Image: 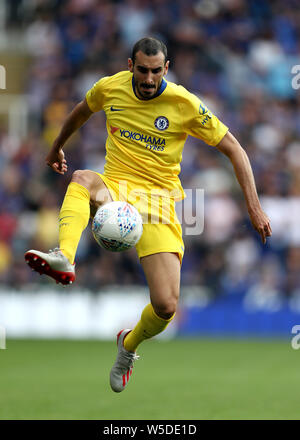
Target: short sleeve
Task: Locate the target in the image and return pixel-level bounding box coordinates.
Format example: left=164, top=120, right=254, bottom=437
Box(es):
left=85, top=76, right=110, bottom=113
left=179, top=91, right=228, bottom=146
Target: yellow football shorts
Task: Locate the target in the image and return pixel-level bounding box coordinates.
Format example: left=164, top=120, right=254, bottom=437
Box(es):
left=94, top=173, right=184, bottom=263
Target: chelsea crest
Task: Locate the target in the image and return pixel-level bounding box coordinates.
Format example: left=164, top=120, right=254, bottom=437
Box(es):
left=154, top=116, right=169, bottom=131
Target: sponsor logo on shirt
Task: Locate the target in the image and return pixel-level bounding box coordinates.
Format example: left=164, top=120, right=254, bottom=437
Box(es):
left=199, top=103, right=209, bottom=115
left=199, top=103, right=212, bottom=126
left=201, top=113, right=212, bottom=126
left=110, top=126, right=166, bottom=152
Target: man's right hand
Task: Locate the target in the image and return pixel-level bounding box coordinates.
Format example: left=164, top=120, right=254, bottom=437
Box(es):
left=46, top=148, right=68, bottom=175
left=44, top=99, right=93, bottom=175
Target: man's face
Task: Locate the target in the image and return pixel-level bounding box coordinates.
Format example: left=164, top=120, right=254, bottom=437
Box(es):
left=128, top=50, right=169, bottom=100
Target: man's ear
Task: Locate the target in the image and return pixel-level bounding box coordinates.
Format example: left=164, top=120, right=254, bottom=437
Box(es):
left=128, top=58, right=134, bottom=72
left=164, top=60, right=169, bottom=76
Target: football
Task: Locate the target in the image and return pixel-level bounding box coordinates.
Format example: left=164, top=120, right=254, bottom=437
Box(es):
left=92, top=201, right=143, bottom=252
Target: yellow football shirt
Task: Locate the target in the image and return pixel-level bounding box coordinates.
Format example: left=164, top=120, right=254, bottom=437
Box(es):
left=86, top=70, right=228, bottom=201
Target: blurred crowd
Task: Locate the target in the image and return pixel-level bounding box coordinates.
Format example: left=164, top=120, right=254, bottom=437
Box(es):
left=1, top=0, right=300, bottom=309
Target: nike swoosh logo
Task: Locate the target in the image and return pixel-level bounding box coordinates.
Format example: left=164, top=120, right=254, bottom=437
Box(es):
left=59, top=216, right=74, bottom=222
left=110, top=106, right=125, bottom=112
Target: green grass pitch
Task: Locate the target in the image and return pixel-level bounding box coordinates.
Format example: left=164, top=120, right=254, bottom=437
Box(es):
left=0, top=338, right=299, bottom=420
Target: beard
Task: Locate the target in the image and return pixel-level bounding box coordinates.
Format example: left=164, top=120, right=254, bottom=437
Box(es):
left=135, top=79, right=162, bottom=100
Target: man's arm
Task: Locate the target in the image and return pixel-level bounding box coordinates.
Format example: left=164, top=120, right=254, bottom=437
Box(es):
left=216, top=131, right=272, bottom=244
left=46, top=98, right=93, bottom=175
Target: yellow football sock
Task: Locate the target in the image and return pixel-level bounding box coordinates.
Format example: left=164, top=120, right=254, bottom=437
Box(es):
left=59, top=182, right=90, bottom=264
left=123, top=303, right=175, bottom=352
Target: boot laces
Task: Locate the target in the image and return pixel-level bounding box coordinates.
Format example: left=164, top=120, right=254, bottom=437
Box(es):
left=119, top=350, right=140, bottom=368
left=48, top=247, right=62, bottom=255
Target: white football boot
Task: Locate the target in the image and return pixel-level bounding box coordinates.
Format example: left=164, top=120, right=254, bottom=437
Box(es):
left=24, top=248, right=75, bottom=285
left=110, top=329, right=140, bottom=392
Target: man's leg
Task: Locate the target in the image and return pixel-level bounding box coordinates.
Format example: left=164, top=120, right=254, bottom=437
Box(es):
left=25, top=169, right=112, bottom=283
left=59, top=169, right=112, bottom=264
left=124, top=252, right=180, bottom=351
left=110, top=252, right=180, bottom=392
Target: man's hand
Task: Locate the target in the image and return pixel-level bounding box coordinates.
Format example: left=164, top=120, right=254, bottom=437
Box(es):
left=46, top=148, right=68, bottom=175
left=44, top=99, right=93, bottom=175
left=248, top=208, right=272, bottom=244
left=216, top=132, right=272, bottom=245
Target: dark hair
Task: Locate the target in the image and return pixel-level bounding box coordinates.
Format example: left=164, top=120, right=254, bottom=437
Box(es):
left=131, top=37, right=168, bottom=64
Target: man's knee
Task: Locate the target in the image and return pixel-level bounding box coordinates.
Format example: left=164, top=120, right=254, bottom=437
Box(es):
left=152, top=292, right=179, bottom=320
left=71, top=170, right=92, bottom=191
left=71, top=169, right=112, bottom=209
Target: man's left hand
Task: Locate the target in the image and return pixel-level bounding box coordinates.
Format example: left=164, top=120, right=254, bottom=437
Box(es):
left=248, top=209, right=272, bottom=244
